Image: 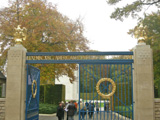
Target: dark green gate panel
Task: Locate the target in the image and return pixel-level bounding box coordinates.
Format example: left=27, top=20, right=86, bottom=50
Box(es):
left=79, top=63, right=133, bottom=120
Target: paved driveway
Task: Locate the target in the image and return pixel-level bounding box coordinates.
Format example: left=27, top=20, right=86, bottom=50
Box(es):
left=39, top=111, right=131, bottom=120
left=39, top=116, right=55, bottom=120
left=39, top=113, right=56, bottom=120
left=39, top=113, right=78, bottom=120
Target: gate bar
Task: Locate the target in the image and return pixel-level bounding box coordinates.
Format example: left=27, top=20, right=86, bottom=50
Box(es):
left=26, top=51, right=133, bottom=56
left=26, top=59, right=134, bottom=64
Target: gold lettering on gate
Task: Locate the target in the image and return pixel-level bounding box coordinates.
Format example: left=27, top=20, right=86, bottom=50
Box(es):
left=27, top=55, right=105, bottom=60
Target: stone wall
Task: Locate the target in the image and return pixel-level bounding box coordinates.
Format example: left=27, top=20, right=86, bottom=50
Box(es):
left=155, top=99, right=160, bottom=120
left=0, top=98, right=5, bottom=120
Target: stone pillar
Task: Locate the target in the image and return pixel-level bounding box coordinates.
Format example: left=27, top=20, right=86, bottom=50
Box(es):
left=1, top=83, right=6, bottom=98
left=0, top=98, right=6, bottom=120
left=5, top=44, right=27, bottom=120
left=133, top=43, right=155, bottom=120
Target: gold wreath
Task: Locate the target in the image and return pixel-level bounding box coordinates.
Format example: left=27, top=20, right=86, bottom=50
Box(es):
left=32, top=80, right=37, bottom=98
left=96, top=78, right=116, bottom=99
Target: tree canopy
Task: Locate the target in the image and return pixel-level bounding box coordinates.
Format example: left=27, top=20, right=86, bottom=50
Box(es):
left=128, top=11, right=160, bottom=97
left=0, top=0, right=89, bottom=84
left=107, top=0, right=160, bottom=97
left=107, top=0, right=160, bottom=21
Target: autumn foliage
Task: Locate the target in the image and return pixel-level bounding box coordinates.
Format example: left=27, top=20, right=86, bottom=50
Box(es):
left=0, top=0, right=89, bottom=84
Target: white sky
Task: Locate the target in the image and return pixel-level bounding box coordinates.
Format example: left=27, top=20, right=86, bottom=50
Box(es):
left=49, top=0, right=138, bottom=51
left=0, top=0, right=138, bottom=51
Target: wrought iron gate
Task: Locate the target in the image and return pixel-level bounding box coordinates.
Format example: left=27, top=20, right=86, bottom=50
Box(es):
left=26, top=51, right=134, bottom=120
left=79, top=63, right=133, bottom=120
left=25, top=65, right=40, bottom=120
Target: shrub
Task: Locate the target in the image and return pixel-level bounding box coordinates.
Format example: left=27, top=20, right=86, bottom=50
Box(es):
left=115, top=105, right=132, bottom=119
left=0, top=86, right=1, bottom=97
left=39, top=103, right=57, bottom=114
left=40, top=84, right=65, bottom=105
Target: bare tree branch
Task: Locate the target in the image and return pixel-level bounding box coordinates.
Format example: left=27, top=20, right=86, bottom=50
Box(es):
left=142, top=0, right=160, bottom=5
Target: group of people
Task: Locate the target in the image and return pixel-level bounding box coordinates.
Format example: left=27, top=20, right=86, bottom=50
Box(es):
left=78, top=101, right=110, bottom=120
left=79, top=101, right=99, bottom=120
left=56, top=100, right=77, bottom=120
left=56, top=100, right=105, bottom=120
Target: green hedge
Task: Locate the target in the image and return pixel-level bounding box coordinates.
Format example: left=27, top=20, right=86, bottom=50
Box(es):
left=39, top=103, right=57, bottom=114
left=0, top=86, right=1, bottom=97
left=40, top=84, right=65, bottom=105
left=115, top=105, right=132, bottom=119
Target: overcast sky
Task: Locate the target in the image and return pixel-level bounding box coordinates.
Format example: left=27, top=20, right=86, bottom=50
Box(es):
left=0, top=0, right=138, bottom=51
left=49, top=0, right=139, bottom=51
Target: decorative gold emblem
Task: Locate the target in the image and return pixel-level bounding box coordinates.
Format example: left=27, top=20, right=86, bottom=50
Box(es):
left=96, top=78, right=116, bottom=99
left=14, top=25, right=27, bottom=44
left=32, top=80, right=37, bottom=98
left=134, top=23, right=147, bottom=44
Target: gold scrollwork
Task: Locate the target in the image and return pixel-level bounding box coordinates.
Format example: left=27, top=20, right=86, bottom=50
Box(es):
left=96, top=78, right=116, bottom=99
left=32, top=80, right=37, bottom=98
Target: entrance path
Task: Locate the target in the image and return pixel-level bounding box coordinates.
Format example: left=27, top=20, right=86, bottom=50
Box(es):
left=39, top=113, right=79, bottom=120
left=39, top=116, right=55, bottom=120
left=39, top=112, right=131, bottom=120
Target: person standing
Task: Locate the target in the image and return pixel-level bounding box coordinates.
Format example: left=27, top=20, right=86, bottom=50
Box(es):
left=79, top=101, right=86, bottom=120
left=74, top=101, right=78, bottom=115
left=56, top=103, right=64, bottom=120
left=95, top=101, right=99, bottom=113
left=61, top=101, right=65, bottom=109
left=65, top=102, right=70, bottom=120
left=67, top=100, right=76, bottom=120
left=88, top=102, right=94, bottom=119
left=104, top=101, right=107, bottom=111
left=85, top=102, right=89, bottom=110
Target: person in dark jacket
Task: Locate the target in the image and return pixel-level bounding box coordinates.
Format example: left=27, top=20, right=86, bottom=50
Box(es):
left=88, top=102, right=94, bottom=119
left=56, top=103, right=64, bottom=120
left=95, top=101, right=99, bottom=113
left=67, top=100, right=76, bottom=120
left=65, top=101, right=70, bottom=120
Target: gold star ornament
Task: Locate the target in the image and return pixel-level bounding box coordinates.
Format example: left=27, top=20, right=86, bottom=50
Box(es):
left=14, top=25, right=27, bottom=44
